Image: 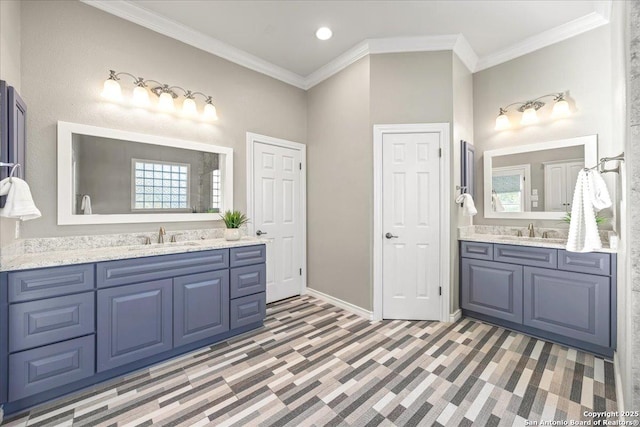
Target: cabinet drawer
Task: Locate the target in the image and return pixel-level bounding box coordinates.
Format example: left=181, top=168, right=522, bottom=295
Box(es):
left=230, top=264, right=266, bottom=299
left=558, top=251, right=611, bottom=276
left=9, top=264, right=95, bottom=302
left=230, top=245, right=266, bottom=268
left=461, top=259, right=523, bottom=323
left=523, top=267, right=610, bottom=347
left=460, top=241, right=493, bottom=260
left=9, top=335, right=95, bottom=401
left=230, top=293, right=266, bottom=329
left=10, top=292, right=95, bottom=352
left=96, top=249, right=228, bottom=288
left=494, top=244, right=557, bottom=269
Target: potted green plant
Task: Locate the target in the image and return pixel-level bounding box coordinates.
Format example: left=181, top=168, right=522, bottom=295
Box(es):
left=562, top=212, right=608, bottom=226
left=221, top=210, right=249, bottom=241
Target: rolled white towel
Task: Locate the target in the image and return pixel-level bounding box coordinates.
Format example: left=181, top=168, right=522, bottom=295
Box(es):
left=455, top=193, right=477, bottom=216
left=0, top=177, right=42, bottom=221
left=492, top=193, right=505, bottom=212
left=81, top=195, right=92, bottom=215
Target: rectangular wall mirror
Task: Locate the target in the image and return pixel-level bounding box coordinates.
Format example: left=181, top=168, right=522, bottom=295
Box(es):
left=57, top=121, right=233, bottom=225
left=483, top=135, right=597, bottom=220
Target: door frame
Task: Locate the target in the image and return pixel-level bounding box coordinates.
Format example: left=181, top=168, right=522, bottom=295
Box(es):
left=246, top=132, right=307, bottom=296
left=373, top=123, right=451, bottom=322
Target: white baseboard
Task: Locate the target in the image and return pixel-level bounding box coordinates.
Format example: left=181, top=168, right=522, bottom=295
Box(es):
left=449, top=309, right=462, bottom=323
left=613, top=352, right=626, bottom=414
left=305, top=288, right=373, bottom=320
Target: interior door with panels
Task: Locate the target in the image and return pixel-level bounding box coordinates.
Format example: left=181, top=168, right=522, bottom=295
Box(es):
left=253, top=141, right=302, bottom=303
left=382, top=131, right=442, bottom=320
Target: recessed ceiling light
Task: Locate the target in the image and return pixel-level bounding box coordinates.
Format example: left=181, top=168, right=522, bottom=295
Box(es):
left=316, top=27, right=332, bottom=41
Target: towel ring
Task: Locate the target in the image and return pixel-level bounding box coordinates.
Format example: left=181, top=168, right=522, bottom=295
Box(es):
left=9, top=164, right=21, bottom=180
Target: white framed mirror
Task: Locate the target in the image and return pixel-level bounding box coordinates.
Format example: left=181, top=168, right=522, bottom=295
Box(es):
left=483, top=135, right=597, bottom=220
left=57, top=121, right=233, bottom=225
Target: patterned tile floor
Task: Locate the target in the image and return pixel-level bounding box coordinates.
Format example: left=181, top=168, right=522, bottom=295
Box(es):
left=3, top=295, right=616, bottom=427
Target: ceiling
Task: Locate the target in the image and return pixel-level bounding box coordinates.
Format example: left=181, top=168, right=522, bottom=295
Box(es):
left=85, top=0, right=611, bottom=89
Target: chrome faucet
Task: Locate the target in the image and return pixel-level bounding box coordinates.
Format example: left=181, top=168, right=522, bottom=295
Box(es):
left=158, top=227, right=166, bottom=244
left=542, top=231, right=549, bottom=239
left=527, top=223, right=535, bottom=238
left=516, top=230, right=523, bottom=237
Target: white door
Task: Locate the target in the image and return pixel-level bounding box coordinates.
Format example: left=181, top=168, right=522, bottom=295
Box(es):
left=252, top=141, right=303, bottom=303
left=382, top=132, right=442, bottom=320
left=544, top=164, right=566, bottom=211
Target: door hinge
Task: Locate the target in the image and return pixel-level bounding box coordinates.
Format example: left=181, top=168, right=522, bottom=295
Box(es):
left=299, top=162, right=302, bottom=170
left=439, top=148, right=442, bottom=158
left=299, top=268, right=302, bottom=275
left=439, top=286, right=442, bottom=296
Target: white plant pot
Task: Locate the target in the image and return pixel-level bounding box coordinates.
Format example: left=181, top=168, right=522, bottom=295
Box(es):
left=224, top=228, right=241, bottom=241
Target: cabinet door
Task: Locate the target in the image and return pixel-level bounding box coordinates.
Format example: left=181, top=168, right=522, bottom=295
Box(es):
left=174, top=271, right=229, bottom=347
left=523, top=267, right=610, bottom=347
left=461, top=259, right=523, bottom=323
left=97, top=279, right=172, bottom=372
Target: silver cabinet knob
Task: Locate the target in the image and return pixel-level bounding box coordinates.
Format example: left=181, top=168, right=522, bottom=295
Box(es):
left=256, top=230, right=267, bottom=236
left=385, top=232, right=398, bottom=239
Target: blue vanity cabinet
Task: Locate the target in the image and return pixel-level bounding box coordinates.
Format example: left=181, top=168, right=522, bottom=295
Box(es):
left=523, top=267, right=610, bottom=347
left=461, top=258, right=523, bottom=323
left=1, top=244, right=267, bottom=415
left=229, top=245, right=267, bottom=329
left=174, top=271, right=230, bottom=347
left=97, top=279, right=173, bottom=372
left=460, top=241, right=616, bottom=357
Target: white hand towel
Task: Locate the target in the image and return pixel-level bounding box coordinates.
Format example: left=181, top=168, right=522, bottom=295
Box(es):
left=0, top=177, right=42, bottom=221
left=492, top=193, right=505, bottom=212
left=455, top=193, right=477, bottom=216
left=566, top=170, right=611, bottom=253
left=81, top=195, right=92, bottom=215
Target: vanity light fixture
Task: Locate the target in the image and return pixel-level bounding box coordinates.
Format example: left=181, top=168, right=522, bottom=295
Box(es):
left=101, top=70, right=218, bottom=121
left=494, top=92, right=570, bottom=130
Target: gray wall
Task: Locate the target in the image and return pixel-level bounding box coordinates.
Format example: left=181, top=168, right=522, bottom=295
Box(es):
left=0, top=0, right=21, bottom=249
left=452, top=53, right=474, bottom=313
left=306, top=51, right=456, bottom=312
left=306, top=56, right=371, bottom=310
left=473, top=26, right=615, bottom=228
left=19, top=0, right=307, bottom=238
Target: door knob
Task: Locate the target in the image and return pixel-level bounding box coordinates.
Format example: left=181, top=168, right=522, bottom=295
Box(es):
left=256, top=230, right=267, bottom=236
left=385, top=232, right=398, bottom=239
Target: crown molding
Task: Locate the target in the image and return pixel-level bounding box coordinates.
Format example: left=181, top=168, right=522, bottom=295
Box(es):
left=303, top=40, right=370, bottom=89
left=305, top=35, right=474, bottom=89
left=83, top=0, right=611, bottom=89
left=475, top=9, right=610, bottom=72
left=452, top=34, right=479, bottom=72
left=81, top=0, right=307, bottom=89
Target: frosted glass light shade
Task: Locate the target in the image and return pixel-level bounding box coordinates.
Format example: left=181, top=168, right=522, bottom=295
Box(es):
left=132, top=86, right=150, bottom=107
left=204, top=103, right=218, bottom=121
left=182, top=98, right=197, bottom=116
left=520, top=107, right=538, bottom=125
left=158, top=92, right=175, bottom=111
left=101, top=79, right=122, bottom=101
left=495, top=113, right=510, bottom=130
left=552, top=99, right=570, bottom=118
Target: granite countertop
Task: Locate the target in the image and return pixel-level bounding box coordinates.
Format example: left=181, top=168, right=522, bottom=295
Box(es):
left=459, top=234, right=617, bottom=253
left=1, top=237, right=267, bottom=272
left=458, top=225, right=617, bottom=253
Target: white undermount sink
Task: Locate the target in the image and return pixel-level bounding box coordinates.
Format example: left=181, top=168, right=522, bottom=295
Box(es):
left=127, top=242, right=201, bottom=251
